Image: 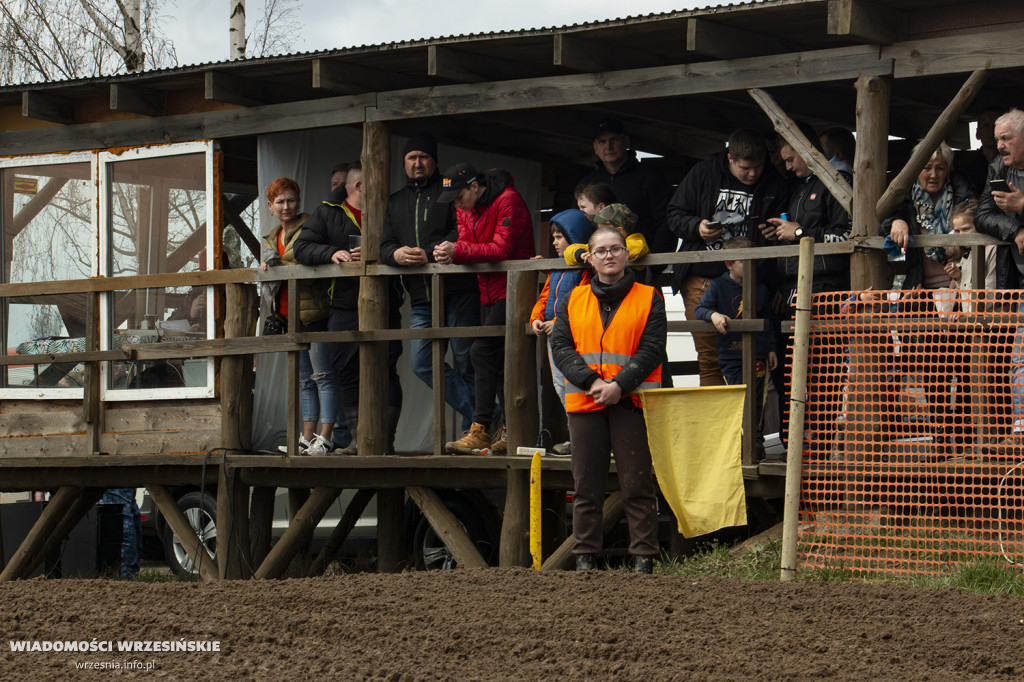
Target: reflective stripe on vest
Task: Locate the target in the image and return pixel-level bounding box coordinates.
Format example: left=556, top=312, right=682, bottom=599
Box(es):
left=564, top=281, right=662, bottom=413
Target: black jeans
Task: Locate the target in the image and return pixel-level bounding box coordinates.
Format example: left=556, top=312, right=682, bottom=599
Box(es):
left=328, top=307, right=403, bottom=408
left=471, top=299, right=506, bottom=427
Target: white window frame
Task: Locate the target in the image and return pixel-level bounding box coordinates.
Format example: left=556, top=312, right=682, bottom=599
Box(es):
left=98, top=141, right=216, bottom=401
left=0, top=151, right=96, bottom=399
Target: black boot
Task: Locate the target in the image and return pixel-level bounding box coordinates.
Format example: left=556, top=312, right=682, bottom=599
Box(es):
left=575, top=553, right=597, bottom=571
left=386, top=405, right=401, bottom=455
left=337, top=406, right=358, bottom=456
left=634, top=555, right=654, bottom=574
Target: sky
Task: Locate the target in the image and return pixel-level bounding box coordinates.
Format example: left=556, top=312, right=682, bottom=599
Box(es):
left=164, top=0, right=709, bottom=66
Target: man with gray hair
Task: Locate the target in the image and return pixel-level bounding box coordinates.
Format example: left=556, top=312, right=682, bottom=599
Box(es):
left=977, top=108, right=1024, bottom=452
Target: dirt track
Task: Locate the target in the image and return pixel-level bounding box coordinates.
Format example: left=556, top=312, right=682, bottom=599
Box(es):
left=2, top=568, right=1023, bottom=680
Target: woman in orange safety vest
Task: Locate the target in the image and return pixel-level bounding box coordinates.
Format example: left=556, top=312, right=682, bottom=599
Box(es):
left=549, top=225, right=667, bottom=574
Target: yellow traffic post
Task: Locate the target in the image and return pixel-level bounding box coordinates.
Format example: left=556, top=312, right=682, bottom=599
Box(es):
left=530, top=450, right=542, bottom=569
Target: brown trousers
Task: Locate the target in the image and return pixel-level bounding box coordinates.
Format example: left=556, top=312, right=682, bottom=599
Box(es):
left=568, top=402, right=659, bottom=556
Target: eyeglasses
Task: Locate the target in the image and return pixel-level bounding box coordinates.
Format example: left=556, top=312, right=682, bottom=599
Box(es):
left=590, top=246, right=626, bottom=259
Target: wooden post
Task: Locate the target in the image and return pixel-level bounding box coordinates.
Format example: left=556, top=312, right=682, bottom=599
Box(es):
left=431, top=274, right=446, bottom=454
left=221, top=283, right=257, bottom=451
left=0, top=486, right=82, bottom=581
left=741, top=259, right=757, bottom=465
left=148, top=485, right=219, bottom=581
left=217, top=464, right=250, bottom=579
left=780, top=237, right=815, bottom=582
left=850, top=74, right=891, bottom=291
left=499, top=469, right=530, bottom=567
left=407, top=487, right=488, bottom=569
left=285, top=277, right=301, bottom=456
left=308, top=488, right=375, bottom=576
left=359, top=120, right=390, bottom=456
left=541, top=491, right=625, bottom=571
left=248, top=486, right=275, bottom=567
left=504, top=269, right=539, bottom=455
left=253, top=486, right=341, bottom=579
left=376, top=487, right=406, bottom=573
left=83, top=292, right=101, bottom=455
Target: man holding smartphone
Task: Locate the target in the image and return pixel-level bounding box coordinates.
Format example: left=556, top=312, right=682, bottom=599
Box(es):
left=667, top=128, right=789, bottom=386
left=977, top=108, right=1024, bottom=453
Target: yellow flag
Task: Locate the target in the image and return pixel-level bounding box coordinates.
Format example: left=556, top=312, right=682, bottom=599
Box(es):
left=640, top=386, right=747, bottom=537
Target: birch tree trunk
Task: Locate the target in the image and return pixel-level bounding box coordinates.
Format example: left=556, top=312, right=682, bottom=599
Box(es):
left=229, top=1, right=246, bottom=61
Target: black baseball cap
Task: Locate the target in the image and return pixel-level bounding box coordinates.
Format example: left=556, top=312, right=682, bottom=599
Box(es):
left=438, top=163, right=479, bottom=203
left=593, top=118, right=627, bottom=139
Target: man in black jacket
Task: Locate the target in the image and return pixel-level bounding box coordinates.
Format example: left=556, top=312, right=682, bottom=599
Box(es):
left=293, top=162, right=404, bottom=454
left=579, top=119, right=674, bottom=261
left=667, top=128, right=789, bottom=386
left=380, top=134, right=479, bottom=432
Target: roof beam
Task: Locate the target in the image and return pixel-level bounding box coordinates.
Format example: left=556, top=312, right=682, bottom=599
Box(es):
left=553, top=33, right=651, bottom=72
left=375, top=44, right=892, bottom=121
left=827, top=0, right=901, bottom=45
left=312, top=58, right=418, bottom=95
left=686, top=18, right=792, bottom=60
left=427, top=45, right=528, bottom=83
left=21, top=91, right=75, bottom=124
left=884, top=24, right=1024, bottom=78
left=109, top=83, right=165, bottom=117
left=205, top=71, right=271, bottom=107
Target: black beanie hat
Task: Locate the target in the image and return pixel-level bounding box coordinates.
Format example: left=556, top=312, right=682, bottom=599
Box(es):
left=403, top=133, right=438, bottom=163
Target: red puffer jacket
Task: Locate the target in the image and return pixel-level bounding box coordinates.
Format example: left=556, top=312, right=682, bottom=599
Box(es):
left=452, top=169, right=536, bottom=304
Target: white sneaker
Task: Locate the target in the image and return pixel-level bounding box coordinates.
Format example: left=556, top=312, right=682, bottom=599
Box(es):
left=278, top=436, right=311, bottom=455
left=306, top=434, right=332, bottom=457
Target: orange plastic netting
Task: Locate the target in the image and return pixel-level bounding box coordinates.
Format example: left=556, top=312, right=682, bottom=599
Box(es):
left=794, top=289, right=1024, bottom=580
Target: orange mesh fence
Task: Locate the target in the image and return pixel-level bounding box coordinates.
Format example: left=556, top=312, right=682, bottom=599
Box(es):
left=795, top=289, right=1024, bottom=580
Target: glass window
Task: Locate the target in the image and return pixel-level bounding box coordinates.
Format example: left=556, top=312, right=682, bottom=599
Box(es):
left=1, top=157, right=93, bottom=396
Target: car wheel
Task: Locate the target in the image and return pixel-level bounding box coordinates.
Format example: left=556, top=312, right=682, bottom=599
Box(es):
left=161, top=491, right=217, bottom=577
left=411, top=496, right=492, bottom=570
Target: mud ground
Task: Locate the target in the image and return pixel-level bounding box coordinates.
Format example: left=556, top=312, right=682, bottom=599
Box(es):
left=2, top=568, right=1023, bottom=680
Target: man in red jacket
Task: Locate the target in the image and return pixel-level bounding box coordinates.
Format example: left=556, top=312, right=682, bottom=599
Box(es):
left=434, top=163, right=535, bottom=454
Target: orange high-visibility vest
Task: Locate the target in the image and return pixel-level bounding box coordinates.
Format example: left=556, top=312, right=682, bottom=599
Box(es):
left=564, top=281, right=662, bottom=413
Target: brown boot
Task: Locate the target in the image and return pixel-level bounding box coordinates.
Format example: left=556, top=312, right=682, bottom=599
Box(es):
left=445, top=422, right=491, bottom=455
left=490, top=426, right=507, bottom=455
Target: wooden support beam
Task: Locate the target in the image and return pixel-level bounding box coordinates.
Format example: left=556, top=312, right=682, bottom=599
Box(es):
left=253, top=487, right=341, bottom=579
left=205, top=71, right=271, bottom=107
left=248, top=486, right=275, bottom=568
left=359, top=121, right=390, bottom=456
left=852, top=75, right=892, bottom=290
left=373, top=45, right=891, bottom=121
left=553, top=33, right=612, bottom=72
left=376, top=489, right=406, bottom=573
left=427, top=45, right=527, bottom=83
left=875, top=67, right=990, bottom=220
left=686, top=18, right=791, bottom=60
left=0, top=486, right=82, bottom=581
left=499, top=469, right=530, bottom=567
left=148, top=484, right=219, bottom=581
left=286, top=278, right=301, bottom=458
left=221, top=283, right=257, bottom=452
left=83, top=292, right=101, bottom=456
left=21, top=91, right=75, bottom=124
left=740, top=260, right=758, bottom=466
left=217, top=465, right=250, bottom=579
left=26, top=487, right=105, bottom=577
left=431, top=275, right=446, bottom=455
left=884, top=26, right=1024, bottom=78
left=504, top=270, right=539, bottom=455
left=748, top=87, right=853, bottom=215
left=407, top=487, right=488, bottom=570
left=109, top=83, right=165, bottom=117
left=540, top=491, right=625, bottom=571
left=827, top=0, right=901, bottom=45
left=308, top=488, right=375, bottom=577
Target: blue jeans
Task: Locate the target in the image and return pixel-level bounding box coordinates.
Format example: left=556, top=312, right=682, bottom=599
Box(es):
left=299, top=342, right=338, bottom=426
left=410, top=291, right=479, bottom=431
left=100, top=488, right=141, bottom=579
left=721, top=358, right=767, bottom=442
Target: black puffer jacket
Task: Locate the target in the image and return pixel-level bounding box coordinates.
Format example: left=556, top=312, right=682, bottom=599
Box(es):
left=776, top=171, right=852, bottom=286
left=975, top=157, right=1023, bottom=289
left=549, top=268, right=667, bottom=399
left=666, top=151, right=789, bottom=292
left=579, top=152, right=675, bottom=256
left=881, top=172, right=977, bottom=289
left=379, top=172, right=478, bottom=307
left=293, top=185, right=403, bottom=310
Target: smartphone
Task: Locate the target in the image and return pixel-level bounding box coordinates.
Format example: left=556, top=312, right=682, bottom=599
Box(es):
left=990, top=178, right=1011, bottom=193
left=705, top=220, right=723, bottom=230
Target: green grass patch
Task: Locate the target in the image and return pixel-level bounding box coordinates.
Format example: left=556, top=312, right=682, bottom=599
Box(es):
left=656, top=540, right=782, bottom=581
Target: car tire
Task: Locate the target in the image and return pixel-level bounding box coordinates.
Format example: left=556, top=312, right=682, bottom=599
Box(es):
left=410, top=496, right=493, bottom=570
left=161, top=491, right=217, bottom=577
